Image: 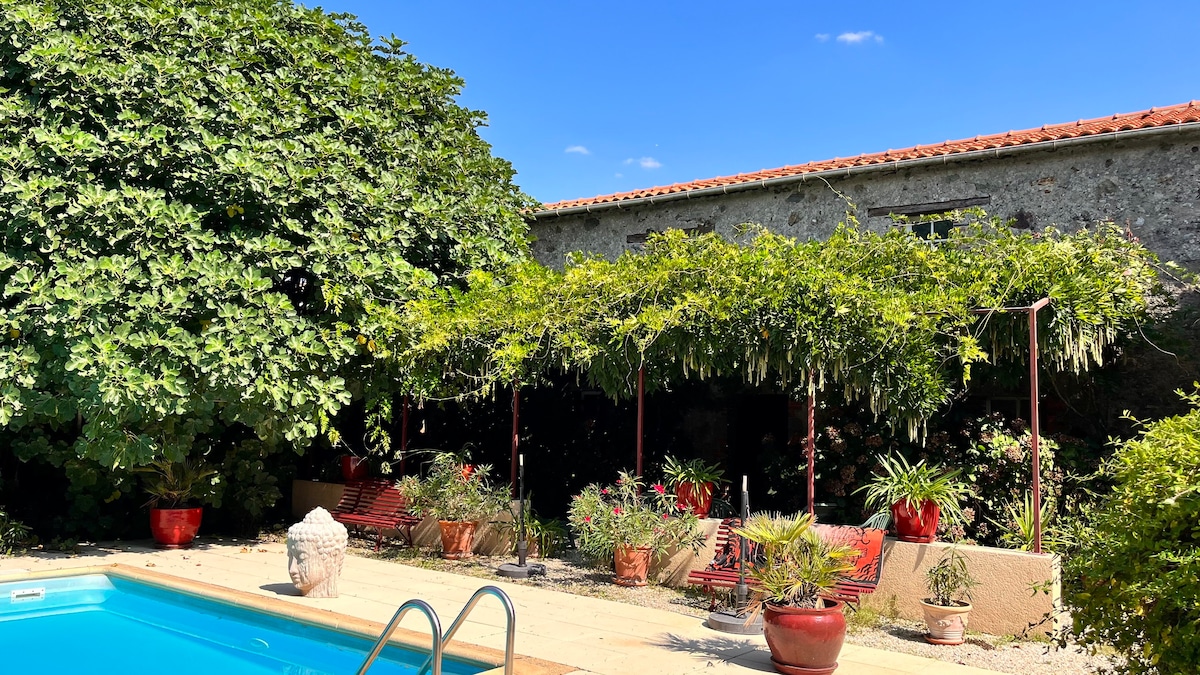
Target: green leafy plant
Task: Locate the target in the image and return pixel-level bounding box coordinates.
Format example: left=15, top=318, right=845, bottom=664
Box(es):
left=567, top=471, right=702, bottom=563
left=0, top=508, right=31, bottom=555
left=399, top=451, right=510, bottom=523
left=925, top=547, right=977, bottom=607
left=734, top=512, right=857, bottom=611
left=662, top=456, right=726, bottom=500
left=1063, top=391, right=1200, bottom=674
left=856, top=454, right=971, bottom=526
left=0, top=0, right=532, bottom=472
left=133, top=459, right=220, bottom=509
left=990, top=492, right=1072, bottom=552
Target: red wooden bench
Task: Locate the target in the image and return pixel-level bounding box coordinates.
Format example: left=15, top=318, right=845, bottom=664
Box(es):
left=686, top=518, right=886, bottom=611
left=330, top=478, right=422, bottom=551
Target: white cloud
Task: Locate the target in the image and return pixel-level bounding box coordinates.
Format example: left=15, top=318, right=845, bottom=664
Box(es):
left=814, top=33, right=830, bottom=42
left=564, top=145, right=590, bottom=155
left=623, top=158, right=634, bottom=165
left=615, top=173, right=623, bottom=178
left=836, top=31, right=883, bottom=44
left=638, top=157, right=662, bottom=169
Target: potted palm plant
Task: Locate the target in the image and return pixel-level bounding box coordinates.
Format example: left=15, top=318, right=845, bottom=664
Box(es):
left=567, top=471, right=703, bottom=586
left=135, top=458, right=219, bottom=549
left=662, top=456, right=726, bottom=519
left=921, top=546, right=978, bottom=645
left=399, top=451, right=510, bottom=559
left=856, top=454, right=970, bottom=543
left=735, top=512, right=858, bottom=675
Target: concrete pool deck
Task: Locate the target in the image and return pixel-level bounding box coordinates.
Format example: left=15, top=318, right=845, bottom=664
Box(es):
left=0, top=539, right=1002, bottom=675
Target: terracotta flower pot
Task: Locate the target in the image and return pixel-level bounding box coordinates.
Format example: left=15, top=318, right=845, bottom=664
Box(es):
left=149, top=507, right=204, bottom=549
left=921, top=600, right=972, bottom=645
left=341, top=456, right=369, bottom=482
left=891, top=498, right=940, bottom=543
left=614, top=544, right=652, bottom=586
left=763, top=600, right=846, bottom=675
left=675, top=481, right=714, bottom=519
left=438, top=520, right=477, bottom=559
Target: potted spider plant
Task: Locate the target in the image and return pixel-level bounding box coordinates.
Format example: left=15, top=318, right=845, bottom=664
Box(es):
left=735, top=512, right=858, bottom=675
left=856, top=454, right=970, bottom=543
left=662, top=456, right=726, bottom=519
left=135, top=459, right=219, bottom=549
left=399, top=451, right=510, bottom=559
left=921, top=546, right=978, bottom=645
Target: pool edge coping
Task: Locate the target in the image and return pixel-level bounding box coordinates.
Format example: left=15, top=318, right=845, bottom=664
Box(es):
left=3, top=563, right=574, bottom=675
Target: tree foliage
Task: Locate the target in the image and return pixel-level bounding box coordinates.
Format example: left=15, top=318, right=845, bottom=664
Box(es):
left=0, top=0, right=532, bottom=469
left=398, top=216, right=1161, bottom=435
left=1064, top=391, right=1200, bottom=674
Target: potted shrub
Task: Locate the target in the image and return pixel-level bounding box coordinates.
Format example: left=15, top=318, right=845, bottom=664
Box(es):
left=662, top=456, right=726, bottom=519
left=567, top=471, right=703, bottom=586
left=921, top=546, right=977, bottom=645
left=135, top=459, right=219, bottom=549
left=400, top=451, right=510, bottom=559
left=856, top=454, right=970, bottom=543
left=498, top=499, right=568, bottom=558
left=735, top=512, right=858, bottom=675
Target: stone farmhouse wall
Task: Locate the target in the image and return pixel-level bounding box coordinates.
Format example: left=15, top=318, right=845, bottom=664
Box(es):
left=528, top=128, right=1200, bottom=273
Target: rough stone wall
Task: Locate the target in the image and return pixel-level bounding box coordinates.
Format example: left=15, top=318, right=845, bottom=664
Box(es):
left=530, top=130, right=1200, bottom=272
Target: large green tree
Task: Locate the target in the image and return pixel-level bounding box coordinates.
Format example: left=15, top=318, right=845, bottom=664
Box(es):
left=0, top=0, right=533, bottom=469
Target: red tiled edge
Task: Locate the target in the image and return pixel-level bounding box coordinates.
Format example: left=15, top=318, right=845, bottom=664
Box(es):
left=536, top=101, right=1200, bottom=213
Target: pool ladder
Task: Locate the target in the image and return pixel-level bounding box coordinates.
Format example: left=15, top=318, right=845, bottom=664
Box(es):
left=356, top=585, right=516, bottom=675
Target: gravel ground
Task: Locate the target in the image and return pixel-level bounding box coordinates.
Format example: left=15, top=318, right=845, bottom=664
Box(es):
left=352, top=543, right=1120, bottom=675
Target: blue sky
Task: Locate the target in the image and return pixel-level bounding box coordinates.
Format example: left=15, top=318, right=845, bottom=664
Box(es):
left=315, top=1, right=1199, bottom=205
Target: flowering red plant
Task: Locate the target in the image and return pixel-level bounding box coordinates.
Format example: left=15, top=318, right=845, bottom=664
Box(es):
left=567, top=471, right=703, bottom=563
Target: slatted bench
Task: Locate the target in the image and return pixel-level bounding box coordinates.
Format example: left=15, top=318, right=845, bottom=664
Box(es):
left=686, top=517, right=885, bottom=611
left=330, top=478, right=422, bottom=551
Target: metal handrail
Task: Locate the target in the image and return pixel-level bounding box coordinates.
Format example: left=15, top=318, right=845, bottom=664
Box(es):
left=357, top=598, right=443, bottom=675
left=419, top=586, right=516, bottom=675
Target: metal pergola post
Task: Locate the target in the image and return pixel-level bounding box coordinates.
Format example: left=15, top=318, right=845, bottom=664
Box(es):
left=806, top=373, right=816, bottom=518
left=636, top=366, right=645, bottom=478
left=970, top=297, right=1051, bottom=554
left=510, top=383, right=520, bottom=498
left=400, top=395, right=410, bottom=475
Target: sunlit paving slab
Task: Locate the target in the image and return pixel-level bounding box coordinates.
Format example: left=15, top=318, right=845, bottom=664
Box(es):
left=0, top=540, right=1005, bottom=675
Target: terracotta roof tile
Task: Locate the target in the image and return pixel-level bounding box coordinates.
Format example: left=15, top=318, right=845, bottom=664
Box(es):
left=536, top=101, right=1200, bottom=213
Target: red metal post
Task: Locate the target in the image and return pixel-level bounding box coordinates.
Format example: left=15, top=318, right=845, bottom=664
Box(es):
left=807, top=375, right=816, bottom=518
left=511, top=384, right=520, bottom=499
left=400, top=395, right=410, bottom=474
left=1028, top=298, right=1050, bottom=554
left=636, top=366, right=645, bottom=478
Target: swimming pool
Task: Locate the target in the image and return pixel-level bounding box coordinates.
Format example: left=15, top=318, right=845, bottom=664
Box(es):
left=0, top=569, right=490, bottom=674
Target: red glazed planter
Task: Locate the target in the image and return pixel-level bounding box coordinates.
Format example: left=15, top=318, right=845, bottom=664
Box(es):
left=675, top=481, right=714, bottom=519
left=763, top=600, right=846, bottom=675
left=438, top=520, right=477, bottom=559
left=341, top=456, right=369, bottom=482
left=614, top=545, right=652, bottom=586
left=149, top=507, right=203, bottom=549
left=891, top=499, right=940, bottom=543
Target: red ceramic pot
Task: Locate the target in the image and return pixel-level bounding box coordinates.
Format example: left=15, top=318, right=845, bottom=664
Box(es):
left=341, top=456, right=369, bottom=482
left=890, top=499, right=940, bottom=543
left=149, top=507, right=203, bottom=550
left=614, top=545, right=652, bottom=586
left=763, top=600, right=846, bottom=675
left=675, top=481, right=714, bottom=519
left=438, top=520, right=477, bottom=559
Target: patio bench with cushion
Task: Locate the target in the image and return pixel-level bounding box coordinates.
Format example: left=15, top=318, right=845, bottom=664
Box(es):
left=686, top=517, right=885, bottom=611
left=330, top=478, right=422, bottom=551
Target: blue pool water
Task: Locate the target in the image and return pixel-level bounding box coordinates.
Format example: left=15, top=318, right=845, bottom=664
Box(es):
left=0, top=574, right=486, bottom=675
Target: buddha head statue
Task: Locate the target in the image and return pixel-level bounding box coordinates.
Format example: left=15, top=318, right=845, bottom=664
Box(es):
left=286, top=507, right=348, bottom=598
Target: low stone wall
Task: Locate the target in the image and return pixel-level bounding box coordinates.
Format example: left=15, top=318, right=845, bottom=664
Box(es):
left=658, top=522, right=1061, bottom=637
left=858, top=539, right=1061, bottom=636
left=290, top=479, right=516, bottom=557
